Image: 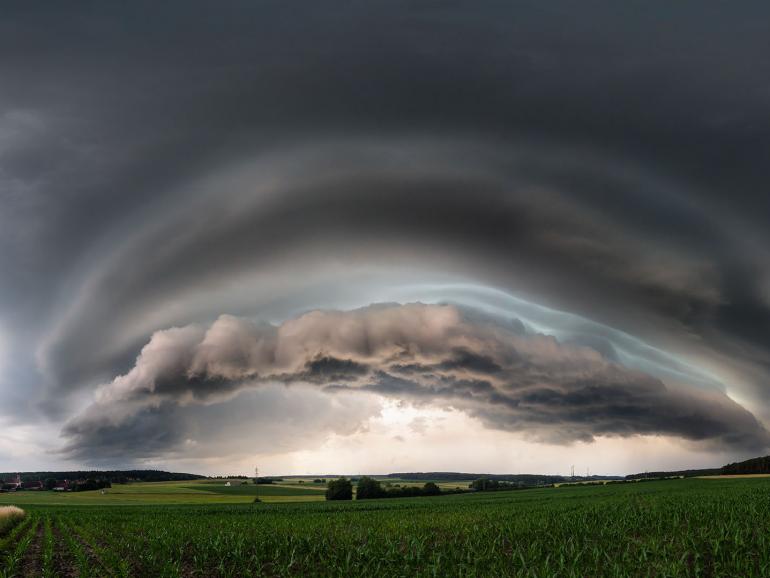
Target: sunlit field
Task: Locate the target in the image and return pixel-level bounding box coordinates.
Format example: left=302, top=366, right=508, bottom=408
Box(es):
left=1, top=477, right=769, bottom=576
left=0, top=479, right=328, bottom=506
left=0, top=478, right=472, bottom=507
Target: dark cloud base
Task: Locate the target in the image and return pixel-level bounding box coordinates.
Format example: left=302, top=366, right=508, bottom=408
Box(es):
left=0, top=1, right=769, bottom=468
left=60, top=304, right=769, bottom=461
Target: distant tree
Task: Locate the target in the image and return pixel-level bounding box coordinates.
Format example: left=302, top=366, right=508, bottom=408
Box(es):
left=356, top=477, right=386, bottom=500
left=722, top=455, right=770, bottom=476
left=44, top=478, right=57, bottom=491
left=470, top=478, right=521, bottom=492
left=0, top=470, right=204, bottom=484
left=385, top=485, right=421, bottom=498
left=470, top=478, right=492, bottom=491
left=325, top=478, right=353, bottom=501
left=422, top=482, right=441, bottom=496
left=73, top=479, right=100, bottom=492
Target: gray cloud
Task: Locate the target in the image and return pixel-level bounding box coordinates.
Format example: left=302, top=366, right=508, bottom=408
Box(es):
left=0, top=1, right=769, bottom=468
left=60, top=304, right=770, bottom=460
left=60, top=384, right=382, bottom=465
left=31, top=138, right=760, bottom=411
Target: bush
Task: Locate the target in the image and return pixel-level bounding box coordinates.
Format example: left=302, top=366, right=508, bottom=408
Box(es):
left=470, top=478, right=522, bottom=492
left=325, top=478, right=353, bottom=501
left=423, top=482, right=441, bottom=496
left=0, top=506, right=25, bottom=533
left=356, top=477, right=386, bottom=500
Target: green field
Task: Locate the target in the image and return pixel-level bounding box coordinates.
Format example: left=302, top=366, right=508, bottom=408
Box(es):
left=0, top=480, right=329, bottom=506
left=0, top=479, right=464, bottom=507
left=1, top=477, right=768, bottom=576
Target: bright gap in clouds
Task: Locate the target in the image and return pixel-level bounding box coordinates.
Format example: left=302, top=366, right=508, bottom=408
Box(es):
left=155, top=398, right=750, bottom=478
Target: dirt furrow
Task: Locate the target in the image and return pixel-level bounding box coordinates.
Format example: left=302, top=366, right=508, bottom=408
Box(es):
left=71, top=530, right=111, bottom=576
left=19, top=518, right=44, bottom=578
left=51, top=521, right=79, bottom=578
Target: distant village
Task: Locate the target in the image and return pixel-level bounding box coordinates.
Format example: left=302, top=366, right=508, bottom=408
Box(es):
left=0, top=469, right=205, bottom=493
left=0, top=473, right=111, bottom=493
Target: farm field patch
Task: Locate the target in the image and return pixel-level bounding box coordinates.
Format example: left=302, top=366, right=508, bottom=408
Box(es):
left=0, top=480, right=324, bottom=506
left=1, top=477, right=769, bottom=576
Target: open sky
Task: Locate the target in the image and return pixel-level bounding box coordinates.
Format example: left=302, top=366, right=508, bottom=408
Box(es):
left=2, top=1, right=770, bottom=477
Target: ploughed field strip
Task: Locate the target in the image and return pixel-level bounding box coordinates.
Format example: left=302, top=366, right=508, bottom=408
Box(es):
left=1, top=478, right=770, bottom=577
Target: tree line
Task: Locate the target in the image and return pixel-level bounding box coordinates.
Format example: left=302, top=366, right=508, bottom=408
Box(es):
left=326, top=477, right=451, bottom=500
left=325, top=476, right=542, bottom=501
left=0, top=469, right=205, bottom=484
left=722, top=455, right=770, bottom=475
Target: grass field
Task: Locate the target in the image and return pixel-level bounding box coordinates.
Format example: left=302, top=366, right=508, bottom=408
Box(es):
left=0, top=480, right=330, bottom=506
left=1, top=477, right=768, bottom=576
left=0, top=478, right=465, bottom=506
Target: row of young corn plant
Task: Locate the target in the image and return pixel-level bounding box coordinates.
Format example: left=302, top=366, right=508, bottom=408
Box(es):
left=56, top=515, right=105, bottom=578
left=15, top=477, right=770, bottom=577
left=0, top=516, right=38, bottom=578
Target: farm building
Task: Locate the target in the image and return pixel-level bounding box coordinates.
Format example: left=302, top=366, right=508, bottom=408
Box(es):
left=53, top=480, right=70, bottom=491
left=0, top=474, right=21, bottom=491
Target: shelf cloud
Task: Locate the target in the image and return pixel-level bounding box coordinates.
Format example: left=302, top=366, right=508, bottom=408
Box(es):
left=61, top=304, right=769, bottom=461
left=1, top=1, right=769, bottom=473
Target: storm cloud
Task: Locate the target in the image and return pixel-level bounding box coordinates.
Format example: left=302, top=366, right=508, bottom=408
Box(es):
left=61, top=304, right=770, bottom=460
left=1, top=1, right=770, bottom=472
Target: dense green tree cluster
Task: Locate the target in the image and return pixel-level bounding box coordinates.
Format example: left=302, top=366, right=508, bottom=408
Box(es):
left=469, top=478, right=525, bottom=492
left=722, top=455, right=770, bottom=475
left=325, top=478, right=353, bottom=500
left=0, top=470, right=204, bottom=484
left=354, top=477, right=457, bottom=500
left=356, top=477, right=386, bottom=499
left=72, top=479, right=112, bottom=492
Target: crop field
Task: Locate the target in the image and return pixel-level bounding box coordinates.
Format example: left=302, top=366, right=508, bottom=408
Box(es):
left=1, top=477, right=768, bottom=577
left=0, top=480, right=328, bottom=506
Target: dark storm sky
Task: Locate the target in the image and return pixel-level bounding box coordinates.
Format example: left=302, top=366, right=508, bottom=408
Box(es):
left=1, top=1, right=769, bottom=471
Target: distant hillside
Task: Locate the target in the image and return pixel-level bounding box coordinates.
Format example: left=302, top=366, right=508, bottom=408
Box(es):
left=0, top=469, right=205, bottom=483
left=625, top=455, right=770, bottom=479
left=722, top=455, right=770, bottom=475
left=624, top=468, right=720, bottom=480
left=386, top=472, right=623, bottom=483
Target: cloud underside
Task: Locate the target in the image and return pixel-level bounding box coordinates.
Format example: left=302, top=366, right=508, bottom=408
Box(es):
left=61, top=303, right=769, bottom=460
left=1, top=1, right=770, bottom=474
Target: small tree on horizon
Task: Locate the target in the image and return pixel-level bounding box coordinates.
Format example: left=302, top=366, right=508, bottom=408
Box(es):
left=325, top=477, right=353, bottom=501
left=356, top=476, right=386, bottom=500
